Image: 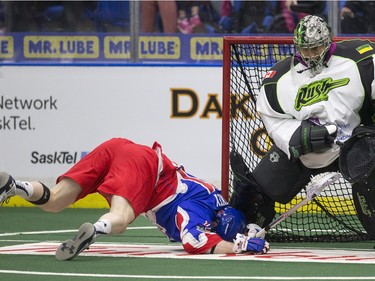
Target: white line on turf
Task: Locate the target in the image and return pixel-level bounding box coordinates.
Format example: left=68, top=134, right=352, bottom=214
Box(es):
left=0, top=270, right=374, bottom=280
left=2, top=242, right=375, bottom=264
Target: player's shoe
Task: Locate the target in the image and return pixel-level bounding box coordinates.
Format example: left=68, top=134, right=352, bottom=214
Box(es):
left=55, top=222, right=96, bottom=261
left=0, top=172, right=16, bottom=205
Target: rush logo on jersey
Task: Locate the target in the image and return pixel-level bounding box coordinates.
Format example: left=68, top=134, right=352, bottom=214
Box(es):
left=294, top=77, right=350, bottom=111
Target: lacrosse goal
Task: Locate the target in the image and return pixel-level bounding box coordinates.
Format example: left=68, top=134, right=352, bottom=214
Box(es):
left=221, top=36, right=370, bottom=242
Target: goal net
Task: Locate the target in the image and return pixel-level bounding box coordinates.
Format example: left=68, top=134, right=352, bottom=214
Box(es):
left=221, top=36, right=370, bottom=242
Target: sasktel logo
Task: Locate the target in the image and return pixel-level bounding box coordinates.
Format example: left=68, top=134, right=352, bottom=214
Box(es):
left=30, top=151, right=89, bottom=164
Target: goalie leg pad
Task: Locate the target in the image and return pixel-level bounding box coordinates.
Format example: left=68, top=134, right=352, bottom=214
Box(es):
left=352, top=177, right=375, bottom=239
left=229, top=150, right=275, bottom=227
left=230, top=179, right=275, bottom=227
left=346, top=127, right=375, bottom=236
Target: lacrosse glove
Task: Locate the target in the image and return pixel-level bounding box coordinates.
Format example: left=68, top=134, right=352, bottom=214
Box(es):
left=233, top=233, right=270, bottom=254
left=289, top=120, right=337, bottom=158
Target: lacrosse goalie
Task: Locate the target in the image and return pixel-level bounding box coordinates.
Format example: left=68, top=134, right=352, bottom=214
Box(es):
left=229, top=15, right=375, bottom=238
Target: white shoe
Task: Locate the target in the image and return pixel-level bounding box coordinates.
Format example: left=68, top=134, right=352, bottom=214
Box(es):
left=0, top=172, right=16, bottom=205
left=55, top=222, right=96, bottom=261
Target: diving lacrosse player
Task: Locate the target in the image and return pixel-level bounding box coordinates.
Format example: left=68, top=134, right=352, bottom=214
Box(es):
left=230, top=15, right=375, bottom=238
left=0, top=138, right=269, bottom=260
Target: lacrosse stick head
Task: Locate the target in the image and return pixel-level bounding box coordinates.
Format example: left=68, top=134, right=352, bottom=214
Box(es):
left=255, top=172, right=341, bottom=238
left=339, top=131, right=375, bottom=183
left=306, top=172, right=342, bottom=199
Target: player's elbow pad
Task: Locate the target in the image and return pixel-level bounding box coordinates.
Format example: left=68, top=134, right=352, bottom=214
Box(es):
left=289, top=121, right=337, bottom=158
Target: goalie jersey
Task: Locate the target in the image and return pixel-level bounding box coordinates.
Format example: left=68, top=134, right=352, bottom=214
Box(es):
left=144, top=167, right=226, bottom=254
left=257, top=39, right=375, bottom=168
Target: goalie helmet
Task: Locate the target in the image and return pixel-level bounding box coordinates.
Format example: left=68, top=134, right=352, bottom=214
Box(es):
left=294, top=15, right=332, bottom=76
left=214, top=206, right=246, bottom=241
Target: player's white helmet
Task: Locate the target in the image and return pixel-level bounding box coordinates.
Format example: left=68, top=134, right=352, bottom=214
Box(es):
left=294, top=15, right=332, bottom=76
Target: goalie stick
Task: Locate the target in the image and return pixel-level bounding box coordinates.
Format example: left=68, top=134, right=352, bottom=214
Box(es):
left=255, top=172, right=342, bottom=238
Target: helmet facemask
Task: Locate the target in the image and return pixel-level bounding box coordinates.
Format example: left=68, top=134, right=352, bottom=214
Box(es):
left=294, top=15, right=332, bottom=76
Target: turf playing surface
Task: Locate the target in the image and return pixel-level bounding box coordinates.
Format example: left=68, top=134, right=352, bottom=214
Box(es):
left=0, top=207, right=374, bottom=281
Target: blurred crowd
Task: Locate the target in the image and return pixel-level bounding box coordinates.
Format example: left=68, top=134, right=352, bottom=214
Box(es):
left=0, top=1, right=374, bottom=34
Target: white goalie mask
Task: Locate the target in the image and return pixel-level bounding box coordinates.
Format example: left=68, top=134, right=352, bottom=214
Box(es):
left=294, top=15, right=332, bottom=76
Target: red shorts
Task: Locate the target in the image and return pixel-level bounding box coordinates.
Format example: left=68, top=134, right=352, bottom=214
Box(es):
left=57, top=138, right=160, bottom=216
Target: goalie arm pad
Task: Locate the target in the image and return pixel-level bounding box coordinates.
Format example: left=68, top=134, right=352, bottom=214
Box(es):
left=232, top=233, right=270, bottom=254
left=289, top=120, right=337, bottom=158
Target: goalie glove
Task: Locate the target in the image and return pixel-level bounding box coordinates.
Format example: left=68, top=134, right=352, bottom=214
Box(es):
left=233, top=233, right=270, bottom=254
left=289, top=121, right=337, bottom=158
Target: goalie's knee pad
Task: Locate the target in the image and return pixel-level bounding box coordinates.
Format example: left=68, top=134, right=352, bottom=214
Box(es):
left=230, top=179, right=275, bottom=228
left=253, top=194, right=275, bottom=228
left=230, top=180, right=262, bottom=215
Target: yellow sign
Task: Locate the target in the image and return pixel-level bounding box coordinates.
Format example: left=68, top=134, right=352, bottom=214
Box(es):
left=0, top=36, right=14, bottom=58
left=104, top=36, right=131, bottom=59
left=24, top=36, right=99, bottom=59
left=139, top=36, right=180, bottom=59
left=191, top=37, right=223, bottom=60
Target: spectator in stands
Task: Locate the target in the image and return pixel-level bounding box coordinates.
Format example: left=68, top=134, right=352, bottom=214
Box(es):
left=46, top=1, right=93, bottom=32
left=2, top=1, right=95, bottom=32
left=141, top=1, right=177, bottom=33
left=341, top=1, right=375, bottom=34
left=0, top=138, right=269, bottom=260
left=0, top=2, right=5, bottom=32
left=176, top=1, right=202, bottom=34
left=174, top=1, right=224, bottom=34
left=268, top=0, right=326, bottom=33
left=223, top=1, right=275, bottom=34
left=92, top=1, right=130, bottom=32
left=216, top=0, right=233, bottom=33
left=2, top=1, right=39, bottom=32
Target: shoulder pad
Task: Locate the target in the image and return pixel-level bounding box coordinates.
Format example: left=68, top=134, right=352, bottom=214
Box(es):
left=335, top=40, right=375, bottom=62
left=262, top=56, right=295, bottom=86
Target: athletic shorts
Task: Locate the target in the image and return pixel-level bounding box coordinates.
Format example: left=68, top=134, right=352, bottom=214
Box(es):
left=57, top=138, right=161, bottom=216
